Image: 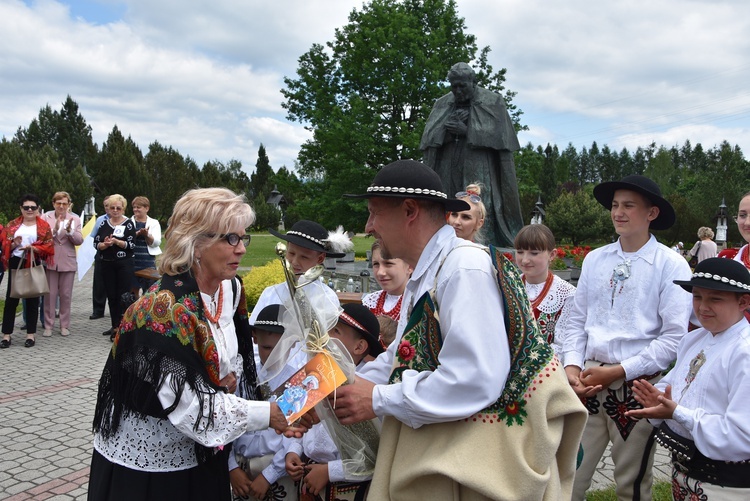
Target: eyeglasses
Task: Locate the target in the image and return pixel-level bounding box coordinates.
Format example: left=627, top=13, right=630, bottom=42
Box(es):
left=734, top=213, right=748, bottom=223
left=22, top=205, right=38, bottom=211
left=455, top=191, right=481, bottom=204
left=109, top=206, right=123, bottom=211
left=209, top=233, right=251, bottom=247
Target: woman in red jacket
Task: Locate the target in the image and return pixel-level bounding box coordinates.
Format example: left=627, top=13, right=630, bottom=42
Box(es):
left=1, top=194, right=54, bottom=348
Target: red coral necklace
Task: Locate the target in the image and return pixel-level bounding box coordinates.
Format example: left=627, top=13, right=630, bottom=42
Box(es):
left=203, top=286, right=224, bottom=324
left=372, top=290, right=402, bottom=320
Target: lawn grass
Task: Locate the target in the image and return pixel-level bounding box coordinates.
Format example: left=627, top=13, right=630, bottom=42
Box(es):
left=241, top=233, right=374, bottom=269
left=586, top=481, right=671, bottom=500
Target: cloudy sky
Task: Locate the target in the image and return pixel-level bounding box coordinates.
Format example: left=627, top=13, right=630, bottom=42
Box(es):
left=2, top=0, right=749, bottom=174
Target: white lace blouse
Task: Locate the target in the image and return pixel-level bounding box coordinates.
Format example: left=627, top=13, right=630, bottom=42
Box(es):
left=93, top=279, right=271, bottom=472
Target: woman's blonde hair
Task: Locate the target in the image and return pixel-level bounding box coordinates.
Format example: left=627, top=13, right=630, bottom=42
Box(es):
left=107, top=194, right=127, bottom=210
left=456, top=182, right=487, bottom=243
left=697, top=226, right=714, bottom=240
left=158, top=188, right=255, bottom=275
left=132, top=196, right=150, bottom=208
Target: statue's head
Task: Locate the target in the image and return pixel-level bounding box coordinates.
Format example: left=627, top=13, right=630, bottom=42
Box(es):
left=447, top=62, right=476, bottom=104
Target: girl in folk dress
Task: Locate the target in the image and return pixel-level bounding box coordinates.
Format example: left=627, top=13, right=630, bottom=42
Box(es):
left=361, top=242, right=412, bottom=348
left=514, top=224, right=576, bottom=355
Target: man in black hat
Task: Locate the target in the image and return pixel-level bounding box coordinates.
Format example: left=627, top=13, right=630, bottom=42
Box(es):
left=561, top=174, right=693, bottom=500
left=334, top=159, right=587, bottom=500
left=626, top=258, right=750, bottom=497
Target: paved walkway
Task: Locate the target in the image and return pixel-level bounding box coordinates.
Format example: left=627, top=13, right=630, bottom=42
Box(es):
left=0, top=271, right=671, bottom=500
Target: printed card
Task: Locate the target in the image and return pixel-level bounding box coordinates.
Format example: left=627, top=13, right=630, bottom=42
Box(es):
left=269, top=352, right=347, bottom=424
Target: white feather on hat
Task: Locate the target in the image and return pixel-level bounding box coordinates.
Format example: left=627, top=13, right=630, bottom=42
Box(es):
left=325, top=225, right=353, bottom=255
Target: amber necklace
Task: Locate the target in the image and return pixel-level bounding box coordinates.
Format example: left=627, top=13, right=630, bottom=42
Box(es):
left=202, top=286, right=224, bottom=324
left=523, top=271, right=554, bottom=312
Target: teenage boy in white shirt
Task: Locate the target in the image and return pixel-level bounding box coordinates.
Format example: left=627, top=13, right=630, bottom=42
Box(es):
left=562, top=175, right=692, bottom=500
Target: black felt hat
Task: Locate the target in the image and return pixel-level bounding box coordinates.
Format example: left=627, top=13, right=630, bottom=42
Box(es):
left=593, top=175, right=676, bottom=230
left=674, top=257, right=750, bottom=294
left=338, top=303, right=384, bottom=357
left=250, top=304, right=285, bottom=334
left=269, top=220, right=345, bottom=258
left=344, top=159, right=470, bottom=213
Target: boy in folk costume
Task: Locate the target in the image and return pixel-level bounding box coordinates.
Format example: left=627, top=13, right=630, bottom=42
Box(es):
left=562, top=175, right=693, bottom=500
left=285, top=303, right=383, bottom=500
left=229, top=304, right=296, bottom=501
left=626, top=258, right=750, bottom=500
left=249, top=220, right=351, bottom=367
left=332, top=160, right=587, bottom=500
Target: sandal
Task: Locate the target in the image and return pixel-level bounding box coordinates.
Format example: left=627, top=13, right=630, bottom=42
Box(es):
left=24, top=337, right=35, bottom=348
left=0, top=338, right=10, bottom=349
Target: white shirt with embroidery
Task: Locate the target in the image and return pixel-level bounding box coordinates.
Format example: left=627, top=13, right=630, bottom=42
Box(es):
left=561, top=235, right=692, bottom=379
left=651, top=319, right=750, bottom=461
left=357, top=225, right=510, bottom=429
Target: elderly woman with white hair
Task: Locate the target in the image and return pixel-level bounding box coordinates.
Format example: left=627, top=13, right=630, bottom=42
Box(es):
left=687, top=226, right=718, bottom=265
left=89, top=188, right=309, bottom=501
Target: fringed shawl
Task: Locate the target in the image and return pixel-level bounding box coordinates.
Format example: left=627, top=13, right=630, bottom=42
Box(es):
left=1, top=215, right=54, bottom=268
left=92, top=272, right=261, bottom=464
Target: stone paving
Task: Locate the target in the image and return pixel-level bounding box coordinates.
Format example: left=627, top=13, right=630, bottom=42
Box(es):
left=0, top=270, right=672, bottom=500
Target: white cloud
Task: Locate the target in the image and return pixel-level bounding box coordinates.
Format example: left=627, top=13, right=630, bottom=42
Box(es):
left=2, top=0, right=750, bottom=178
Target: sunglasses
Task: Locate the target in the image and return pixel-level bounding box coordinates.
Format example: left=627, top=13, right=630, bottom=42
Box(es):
left=455, top=191, right=481, bottom=204
left=208, top=233, right=251, bottom=247
left=22, top=205, right=38, bottom=211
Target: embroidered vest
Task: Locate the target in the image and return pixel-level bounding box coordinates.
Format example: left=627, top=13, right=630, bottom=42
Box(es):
left=388, top=245, right=554, bottom=425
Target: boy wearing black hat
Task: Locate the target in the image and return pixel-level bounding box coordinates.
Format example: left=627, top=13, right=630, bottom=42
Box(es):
left=284, top=304, right=381, bottom=500
left=249, top=220, right=352, bottom=367
left=626, top=258, right=750, bottom=497
left=230, top=304, right=296, bottom=501
left=562, top=175, right=693, bottom=500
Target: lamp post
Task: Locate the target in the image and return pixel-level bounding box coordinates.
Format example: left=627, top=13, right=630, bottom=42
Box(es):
left=715, top=197, right=728, bottom=249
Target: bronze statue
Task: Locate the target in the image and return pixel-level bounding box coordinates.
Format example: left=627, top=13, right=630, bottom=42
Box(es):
left=420, top=62, right=523, bottom=247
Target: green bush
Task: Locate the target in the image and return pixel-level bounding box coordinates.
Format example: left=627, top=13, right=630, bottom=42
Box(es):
left=242, top=260, right=285, bottom=312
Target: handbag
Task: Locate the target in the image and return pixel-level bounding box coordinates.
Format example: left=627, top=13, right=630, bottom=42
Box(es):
left=688, top=241, right=701, bottom=268
left=10, top=247, right=49, bottom=299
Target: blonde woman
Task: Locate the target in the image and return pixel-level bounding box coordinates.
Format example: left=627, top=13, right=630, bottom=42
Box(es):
left=93, top=194, right=136, bottom=339
left=687, top=226, right=718, bottom=265
left=448, top=182, right=486, bottom=243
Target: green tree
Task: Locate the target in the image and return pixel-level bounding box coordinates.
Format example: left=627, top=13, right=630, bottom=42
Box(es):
left=282, top=0, right=522, bottom=229
left=545, top=189, right=611, bottom=245
left=91, top=126, right=147, bottom=207
left=250, top=144, right=273, bottom=199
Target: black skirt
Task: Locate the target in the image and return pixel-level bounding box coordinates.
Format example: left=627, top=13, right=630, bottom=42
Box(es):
left=88, top=448, right=231, bottom=501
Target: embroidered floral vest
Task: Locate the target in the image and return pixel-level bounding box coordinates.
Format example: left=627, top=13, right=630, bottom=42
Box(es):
left=389, top=245, right=554, bottom=426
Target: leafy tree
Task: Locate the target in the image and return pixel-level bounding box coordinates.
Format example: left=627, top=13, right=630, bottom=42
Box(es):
left=142, top=142, right=199, bottom=221
left=282, top=0, right=522, bottom=228
left=545, top=189, right=611, bottom=245
left=90, top=126, right=147, bottom=209
left=250, top=144, right=273, bottom=200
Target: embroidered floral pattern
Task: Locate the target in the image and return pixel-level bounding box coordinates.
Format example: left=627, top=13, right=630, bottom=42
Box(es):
left=397, top=340, right=416, bottom=361
left=602, top=384, right=642, bottom=440
left=672, top=469, right=708, bottom=501
left=388, top=246, right=554, bottom=427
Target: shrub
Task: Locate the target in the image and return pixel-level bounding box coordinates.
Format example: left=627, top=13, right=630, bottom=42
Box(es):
left=242, top=260, right=285, bottom=312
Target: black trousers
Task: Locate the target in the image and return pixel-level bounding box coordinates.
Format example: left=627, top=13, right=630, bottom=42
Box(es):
left=100, top=258, right=134, bottom=329
left=2, top=256, right=40, bottom=335
left=92, top=253, right=107, bottom=315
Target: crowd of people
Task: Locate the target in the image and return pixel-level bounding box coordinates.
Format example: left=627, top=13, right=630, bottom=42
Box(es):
left=2, top=168, right=750, bottom=500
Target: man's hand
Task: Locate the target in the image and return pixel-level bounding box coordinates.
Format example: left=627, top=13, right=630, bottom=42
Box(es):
left=229, top=467, right=253, bottom=499
left=579, top=364, right=625, bottom=389
left=626, top=382, right=676, bottom=420
left=329, top=377, right=376, bottom=425
left=285, top=452, right=305, bottom=480
left=249, top=473, right=271, bottom=500
left=564, top=365, right=602, bottom=398
left=303, top=463, right=329, bottom=496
